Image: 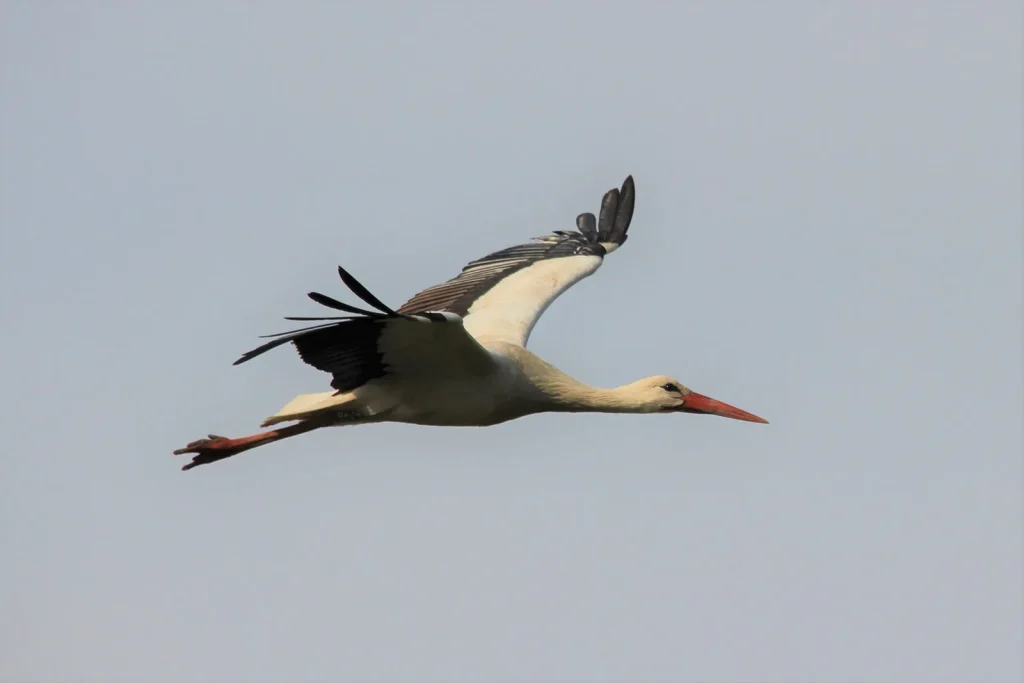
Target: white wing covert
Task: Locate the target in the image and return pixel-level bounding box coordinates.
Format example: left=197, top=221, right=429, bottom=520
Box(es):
left=231, top=176, right=635, bottom=393
left=398, top=175, right=635, bottom=346
left=233, top=266, right=497, bottom=393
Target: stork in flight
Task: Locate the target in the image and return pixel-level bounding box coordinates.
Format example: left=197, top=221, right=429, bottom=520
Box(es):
left=175, top=176, right=767, bottom=471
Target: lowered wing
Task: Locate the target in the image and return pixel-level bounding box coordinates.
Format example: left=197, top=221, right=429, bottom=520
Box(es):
left=234, top=266, right=497, bottom=393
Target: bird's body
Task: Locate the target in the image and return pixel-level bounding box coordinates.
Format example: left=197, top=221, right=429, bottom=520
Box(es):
left=175, top=176, right=767, bottom=471
left=261, top=342, right=689, bottom=429
left=264, top=341, right=532, bottom=429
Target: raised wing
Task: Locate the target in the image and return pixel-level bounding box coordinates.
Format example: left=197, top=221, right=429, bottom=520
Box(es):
left=234, top=266, right=497, bottom=393
left=397, top=175, right=635, bottom=347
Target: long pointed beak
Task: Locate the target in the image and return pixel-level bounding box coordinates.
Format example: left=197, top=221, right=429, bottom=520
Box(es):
left=679, top=391, right=768, bottom=424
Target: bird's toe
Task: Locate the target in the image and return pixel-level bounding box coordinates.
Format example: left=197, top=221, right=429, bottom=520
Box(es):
left=173, top=436, right=235, bottom=456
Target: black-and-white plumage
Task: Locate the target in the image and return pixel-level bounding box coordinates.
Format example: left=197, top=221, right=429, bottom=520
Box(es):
left=396, top=174, right=634, bottom=345
left=232, top=267, right=495, bottom=393
left=174, top=175, right=768, bottom=472
left=398, top=175, right=632, bottom=318
left=234, top=175, right=636, bottom=391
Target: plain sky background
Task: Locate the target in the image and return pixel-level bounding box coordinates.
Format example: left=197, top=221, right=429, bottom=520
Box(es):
left=1, top=2, right=1021, bottom=682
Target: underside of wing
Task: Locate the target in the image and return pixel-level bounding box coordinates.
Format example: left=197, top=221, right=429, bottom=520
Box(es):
left=397, top=175, right=636, bottom=347
left=234, top=266, right=497, bottom=393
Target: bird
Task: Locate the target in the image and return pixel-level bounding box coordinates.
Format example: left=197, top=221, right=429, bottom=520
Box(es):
left=174, top=175, right=767, bottom=471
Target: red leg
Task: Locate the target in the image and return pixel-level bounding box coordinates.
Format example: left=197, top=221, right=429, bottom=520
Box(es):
left=173, top=420, right=325, bottom=471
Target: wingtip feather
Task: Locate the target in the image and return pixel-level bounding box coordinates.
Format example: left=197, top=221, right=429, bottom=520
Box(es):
left=576, top=212, right=597, bottom=242
left=597, top=175, right=633, bottom=245
left=336, top=265, right=397, bottom=316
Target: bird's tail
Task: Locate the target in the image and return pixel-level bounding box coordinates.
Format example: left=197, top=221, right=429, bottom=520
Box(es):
left=260, top=391, right=361, bottom=427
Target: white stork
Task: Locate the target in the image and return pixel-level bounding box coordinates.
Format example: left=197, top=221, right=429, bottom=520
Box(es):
left=175, top=176, right=767, bottom=471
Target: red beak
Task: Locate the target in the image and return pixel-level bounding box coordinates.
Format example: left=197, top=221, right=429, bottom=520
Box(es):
left=679, top=391, right=768, bottom=424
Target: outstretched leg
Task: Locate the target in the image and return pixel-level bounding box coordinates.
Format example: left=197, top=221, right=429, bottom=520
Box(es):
left=173, top=420, right=326, bottom=471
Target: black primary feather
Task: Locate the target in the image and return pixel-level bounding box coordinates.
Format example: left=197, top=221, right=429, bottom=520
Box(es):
left=596, top=175, right=634, bottom=246
left=397, top=232, right=604, bottom=316
left=287, top=318, right=389, bottom=392
left=233, top=265, right=396, bottom=368
left=234, top=333, right=308, bottom=365
left=335, top=265, right=397, bottom=316
left=232, top=320, right=352, bottom=366
left=232, top=266, right=459, bottom=393
left=396, top=175, right=635, bottom=316
left=232, top=175, right=635, bottom=383
left=306, top=291, right=380, bottom=317
left=610, top=175, right=635, bottom=244
left=576, top=212, right=597, bottom=242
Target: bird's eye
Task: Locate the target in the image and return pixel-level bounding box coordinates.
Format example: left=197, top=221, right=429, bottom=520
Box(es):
left=661, top=383, right=681, bottom=393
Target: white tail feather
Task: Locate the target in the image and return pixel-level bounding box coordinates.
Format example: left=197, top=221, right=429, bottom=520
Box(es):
left=260, top=391, right=354, bottom=427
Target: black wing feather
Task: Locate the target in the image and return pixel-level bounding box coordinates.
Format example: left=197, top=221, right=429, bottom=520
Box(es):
left=336, top=265, right=397, bottom=315
left=233, top=265, right=459, bottom=392
left=234, top=333, right=309, bottom=366
left=576, top=212, right=597, bottom=241
left=306, top=291, right=380, bottom=317
left=289, top=318, right=388, bottom=392
left=596, top=175, right=634, bottom=245
left=397, top=232, right=601, bottom=316
left=398, top=175, right=634, bottom=316
left=233, top=265, right=396, bottom=375
left=610, top=175, right=635, bottom=244
left=231, top=175, right=636, bottom=389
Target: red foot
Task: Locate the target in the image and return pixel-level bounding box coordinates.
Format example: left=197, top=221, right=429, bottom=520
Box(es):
left=173, top=421, right=324, bottom=471
left=174, top=434, right=248, bottom=471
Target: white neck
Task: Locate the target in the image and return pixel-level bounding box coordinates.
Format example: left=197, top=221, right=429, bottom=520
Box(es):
left=543, top=380, right=657, bottom=413
left=514, top=353, right=656, bottom=414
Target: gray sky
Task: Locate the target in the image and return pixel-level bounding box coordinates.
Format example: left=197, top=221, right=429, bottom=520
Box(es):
left=1, top=2, right=1021, bottom=681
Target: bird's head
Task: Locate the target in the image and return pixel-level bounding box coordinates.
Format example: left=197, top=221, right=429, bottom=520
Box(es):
left=630, top=375, right=768, bottom=423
